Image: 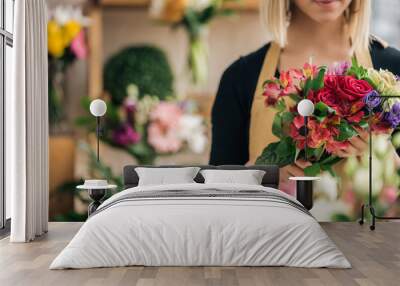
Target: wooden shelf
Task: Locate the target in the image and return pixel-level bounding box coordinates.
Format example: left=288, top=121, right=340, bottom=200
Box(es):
left=99, top=0, right=259, bottom=11
left=88, top=0, right=259, bottom=98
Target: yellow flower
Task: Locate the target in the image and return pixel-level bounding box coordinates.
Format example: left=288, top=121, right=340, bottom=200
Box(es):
left=368, top=68, right=400, bottom=96
left=151, top=0, right=188, bottom=23
left=63, top=20, right=81, bottom=46
left=48, top=20, right=65, bottom=58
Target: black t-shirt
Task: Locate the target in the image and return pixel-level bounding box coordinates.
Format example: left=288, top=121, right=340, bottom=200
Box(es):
left=209, top=39, right=400, bottom=165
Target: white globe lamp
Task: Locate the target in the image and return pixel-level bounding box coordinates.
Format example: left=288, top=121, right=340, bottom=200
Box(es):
left=297, top=99, right=314, bottom=117
left=90, top=99, right=107, bottom=162
left=90, top=99, right=107, bottom=117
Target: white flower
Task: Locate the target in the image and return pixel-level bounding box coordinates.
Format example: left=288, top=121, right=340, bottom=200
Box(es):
left=178, top=114, right=207, bottom=153
left=353, top=168, right=383, bottom=196
left=314, top=173, right=338, bottom=201
left=188, top=132, right=207, bottom=153
left=374, top=135, right=389, bottom=158
left=310, top=200, right=350, bottom=222
left=51, top=5, right=90, bottom=26
left=178, top=114, right=203, bottom=137
left=188, top=0, right=214, bottom=11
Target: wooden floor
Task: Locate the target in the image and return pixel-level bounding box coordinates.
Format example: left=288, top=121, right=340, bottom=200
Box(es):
left=0, top=222, right=399, bottom=286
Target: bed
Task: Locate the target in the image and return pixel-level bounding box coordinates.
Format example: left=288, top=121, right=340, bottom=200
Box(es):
left=50, top=165, right=350, bottom=269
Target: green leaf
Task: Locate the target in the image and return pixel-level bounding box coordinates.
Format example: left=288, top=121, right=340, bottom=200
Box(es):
left=311, top=67, right=327, bottom=90
left=312, top=146, right=325, bottom=161
left=275, top=99, right=287, bottom=112
left=272, top=115, right=283, bottom=138
left=358, top=120, right=369, bottom=129
left=347, top=56, right=368, bottom=79
left=336, top=121, right=358, bottom=141
left=303, top=79, right=312, bottom=98
left=289, top=93, right=302, bottom=103
left=331, top=213, right=351, bottom=222
left=319, top=156, right=342, bottom=165
left=304, top=163, right=321, bottom=176
left=313, top=101, right=334, bottom=121
left=255, top=138, right=296, bottom=167
left=272, top=112, right=294, bottom=138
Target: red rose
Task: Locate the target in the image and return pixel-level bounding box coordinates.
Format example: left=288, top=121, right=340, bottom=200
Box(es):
left=315, top=88, right=338, bottom=107
left=324, top=75, right=338, bottom=90
left=311, top=75, right=372, bottom=123
left=336, top=76, right=373, bottom=101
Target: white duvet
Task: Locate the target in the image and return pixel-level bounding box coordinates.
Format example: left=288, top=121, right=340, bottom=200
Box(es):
left=50, top=183, right=351, bottom=269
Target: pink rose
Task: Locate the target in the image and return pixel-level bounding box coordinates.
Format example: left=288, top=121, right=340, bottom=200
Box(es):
left=147, top=121, right=182, bottom=153
left=70, top=30, right=87, bottom=59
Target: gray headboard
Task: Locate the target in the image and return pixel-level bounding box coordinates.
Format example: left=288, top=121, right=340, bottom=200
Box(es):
left=123, top=165, right=280, bottom=189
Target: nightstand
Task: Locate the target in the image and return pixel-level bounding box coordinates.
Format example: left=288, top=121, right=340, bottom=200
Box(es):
left=77, top=182, right=117, bottom=216
left=289, top=177, right=320, bottom=210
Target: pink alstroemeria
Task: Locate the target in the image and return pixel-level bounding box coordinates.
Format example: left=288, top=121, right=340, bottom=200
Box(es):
left=263, top=81, right=281, bottom=107
left=302, top=63, right=318, bottom=79
left=279, top=71, right=297, bottom=95
left=70, top=30, right=87, bottom=60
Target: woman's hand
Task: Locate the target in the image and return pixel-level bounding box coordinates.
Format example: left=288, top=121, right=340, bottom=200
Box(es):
left=336, top=129, right=369, bottom=158
left=280, top=160, right=312, bottom=182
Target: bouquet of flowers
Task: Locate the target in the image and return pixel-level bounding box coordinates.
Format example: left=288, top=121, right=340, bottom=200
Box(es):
left=149, top=0, right=236, bottom=85
left=256, top=58, right=400, bottom=176
left=79, top=84, right=208, bottom=165
left=48, top=6, right=89, bottom=129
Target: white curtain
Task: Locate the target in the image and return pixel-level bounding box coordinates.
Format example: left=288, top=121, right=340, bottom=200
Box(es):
left=7, top=0, right=49, bottom=242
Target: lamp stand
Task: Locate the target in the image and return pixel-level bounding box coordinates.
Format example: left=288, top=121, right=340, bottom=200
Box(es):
left=304, top=116, right=308, bottom=161
left=359, top=99, right=400, bottom=230
left=96, top=116, right=100, bottom=162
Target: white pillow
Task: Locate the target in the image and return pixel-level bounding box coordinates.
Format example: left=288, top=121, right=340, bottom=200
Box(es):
left=200, top=169, right=266, bottom=185
left=135, top=167, right=201, bottom=186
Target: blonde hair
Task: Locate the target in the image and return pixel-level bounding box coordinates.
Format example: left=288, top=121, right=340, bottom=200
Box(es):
left=260, top=0, right=371, bottom=53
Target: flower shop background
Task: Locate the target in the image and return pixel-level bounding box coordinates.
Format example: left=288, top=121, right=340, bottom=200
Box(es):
left=46, top=0, right=400, bottom=222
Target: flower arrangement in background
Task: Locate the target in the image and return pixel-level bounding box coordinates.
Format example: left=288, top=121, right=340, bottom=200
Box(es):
left=149, top=0, right=236, bottom=86
left=79, top=84, right=207, bottom=165
left=256, top=59, right=400, bottom=176
left=48, top=5, right=89, bottom=131
left=330, top=134, right=400, bottom=221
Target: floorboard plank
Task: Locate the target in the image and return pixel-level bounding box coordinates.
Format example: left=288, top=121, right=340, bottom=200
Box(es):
left=0, top=222, right=399, bottom=286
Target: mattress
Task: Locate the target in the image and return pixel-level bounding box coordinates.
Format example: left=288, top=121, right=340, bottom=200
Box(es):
left=50, top=183, right=351, bottom=269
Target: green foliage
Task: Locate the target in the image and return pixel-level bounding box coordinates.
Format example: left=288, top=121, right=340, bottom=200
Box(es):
left=104, top=45, right=174, bottom=105
left=304, top=156, right=342, bottom=176
left=312, top=66, right=327, bottom=90
left=272, top=111, right=294, bottom=138
left=48, top=81, right=63, bottom=126
left=313, top=102, right=334, bottom=121
left=256, top=137, right=296, bottom=167
left=347, top=57, right=369, bottom=80
left=336, top=120, right=358, bottom=141
left=331, top=213, right=351, bottom=222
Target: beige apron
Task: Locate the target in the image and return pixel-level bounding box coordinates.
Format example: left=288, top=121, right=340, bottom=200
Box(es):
left=248, top=42, right=374, bottom=163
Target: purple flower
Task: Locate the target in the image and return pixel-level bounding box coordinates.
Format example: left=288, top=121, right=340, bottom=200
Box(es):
left=364, top=90, right=381, bottom=109
left=112, top=124, right=141, bottom=146
left=327, top=61, right=350, bottom=76
left=385, top=102, right=400, bottom=128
